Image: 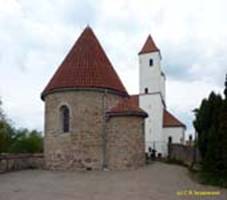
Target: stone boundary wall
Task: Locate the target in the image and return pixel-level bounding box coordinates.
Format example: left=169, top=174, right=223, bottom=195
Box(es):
left=0, top=154, right=45, bottom=173
left=168, top=144, right=201, bottom=166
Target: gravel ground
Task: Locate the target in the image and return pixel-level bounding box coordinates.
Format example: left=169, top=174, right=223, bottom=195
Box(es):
left=0, top=162, right=226, bottom=200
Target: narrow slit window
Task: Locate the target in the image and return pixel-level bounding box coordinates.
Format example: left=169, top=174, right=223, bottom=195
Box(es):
left=149, top=59, right=153, bottom=66
left=60, top=105, right=70, bottom=133
left=168, top=136, right=172, bottom=144
left=145, top=88, right=148, bottom=94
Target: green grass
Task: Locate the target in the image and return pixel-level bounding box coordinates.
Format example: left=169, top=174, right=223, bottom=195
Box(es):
left=166, top=159, right=227, bottom=188
left=198, top=172, right=227, bottom=188
left=189, top=169, right=227, bottom=188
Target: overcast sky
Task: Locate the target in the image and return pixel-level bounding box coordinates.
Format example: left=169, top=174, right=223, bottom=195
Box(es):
left=0, top=0, right=226, bottom=137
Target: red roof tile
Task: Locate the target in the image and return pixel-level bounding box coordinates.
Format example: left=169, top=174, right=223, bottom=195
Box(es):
left=129, top=94, right=139, bottom=105
left=129, top=95, right=185, bottom=128
left=107, top=96, right=147, bottom=118
left=138, top=35, right=159, bottom=55
left=41, top=26, right=128, bottom=99
left=163, top=110, right=186, bottom=128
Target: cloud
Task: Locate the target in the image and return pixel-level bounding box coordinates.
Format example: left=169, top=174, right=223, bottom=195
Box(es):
left=0, top=0, right=226, bottom=135
left=166, top=79, right=223, bottom=135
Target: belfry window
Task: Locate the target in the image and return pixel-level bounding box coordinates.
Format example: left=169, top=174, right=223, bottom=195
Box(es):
left=145, top=88, right=148, bottom=94
left=149, top=59, right=153, bottom=66
left=60, top=105, right=70, bottom=133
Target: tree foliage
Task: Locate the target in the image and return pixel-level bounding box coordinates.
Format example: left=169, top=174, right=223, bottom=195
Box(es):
left=0, top=98, right=43, bottom=154
left=8, top=129, right=43, bottom=153
left=193, top=76, right=227, bottom=184
left=0, top=99, right=4, bottom=120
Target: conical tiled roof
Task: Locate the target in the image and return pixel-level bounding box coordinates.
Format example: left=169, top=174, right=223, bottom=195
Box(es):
left=138, top=35, right=159, bottom=55
left=41, top=26, right=128, bottom=100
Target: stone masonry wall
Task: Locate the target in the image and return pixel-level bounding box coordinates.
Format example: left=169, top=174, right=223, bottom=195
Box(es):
left=0, top=154, right=44, bottom=173
left=44, top=90, right=122, bottom=170
left=168, top=144, right=201, bottom=166
left=106, top=116, right=145, bottom=170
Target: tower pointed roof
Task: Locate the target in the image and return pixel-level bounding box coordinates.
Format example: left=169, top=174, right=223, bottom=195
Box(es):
left=41, top=26, right=128, bottom=100
left=138, top=35, right=159, bottom=55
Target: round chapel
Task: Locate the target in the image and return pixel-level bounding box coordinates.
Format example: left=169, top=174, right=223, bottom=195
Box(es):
left=41, top=26, right=148, bottom=170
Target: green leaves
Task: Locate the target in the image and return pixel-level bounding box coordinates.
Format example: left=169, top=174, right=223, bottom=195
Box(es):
left=0, top=97, right=43, bottom=154
left=0, top=120, right=14, bottom=153
left=8, top=129, right=43, bottom=153
left=193, top=81, right=227, bottom=182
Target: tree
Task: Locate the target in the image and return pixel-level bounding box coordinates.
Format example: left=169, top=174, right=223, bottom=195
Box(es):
left=9, top=129, right=43, bottom=153
left=193, top=92, right=222, bottom=159
left=0, top=97, right=43, bottom=154
left=217, top=75, right=227, bottom=178
left=193, top=74, right=227, bottom=186
left=0, top=98, right=4, bottom=120
left=218, top=101, right=227, bottom=177
left=0, top=99, right=14, bottom=153
left=224, top=74, right=227, bottom=99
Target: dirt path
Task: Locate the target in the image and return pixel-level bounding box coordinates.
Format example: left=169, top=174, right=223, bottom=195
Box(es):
left=0, top=162, right=226, bottom=200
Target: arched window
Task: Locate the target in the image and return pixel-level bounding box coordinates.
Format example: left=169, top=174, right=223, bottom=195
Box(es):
left=60, top=105, right=70, bottom=133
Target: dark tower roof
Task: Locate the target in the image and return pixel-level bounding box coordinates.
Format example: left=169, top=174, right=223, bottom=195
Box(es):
left=41, top=26, right=128, bottom=100
left=138, top=35, right=159, bottom=55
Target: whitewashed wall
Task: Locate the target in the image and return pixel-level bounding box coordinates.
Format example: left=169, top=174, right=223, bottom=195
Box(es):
left=139, top=50, right=165, bottom=153
left=139, top=94, right=164, bottom=152
left=162, top=127, right=185, bottom=156
left=138, top=47, right=185, bottom=157
left=139, top=52, right=163, bottom=95
left=160, top=73, right=166, bottom=102
left=163, top=127, right=185, bottom=143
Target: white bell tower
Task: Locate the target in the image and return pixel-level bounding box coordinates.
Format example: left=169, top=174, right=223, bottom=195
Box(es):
left=138, top=35, right=166, bottom=155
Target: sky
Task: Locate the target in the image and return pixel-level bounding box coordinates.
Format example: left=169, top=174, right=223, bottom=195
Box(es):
left=0, top=0, right=226, bottom=138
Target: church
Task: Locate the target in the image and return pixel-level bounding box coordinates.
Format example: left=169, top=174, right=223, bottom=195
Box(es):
left=41, top=26, right=185, bottom=170
left=137, top=34, right=186, bottom=156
